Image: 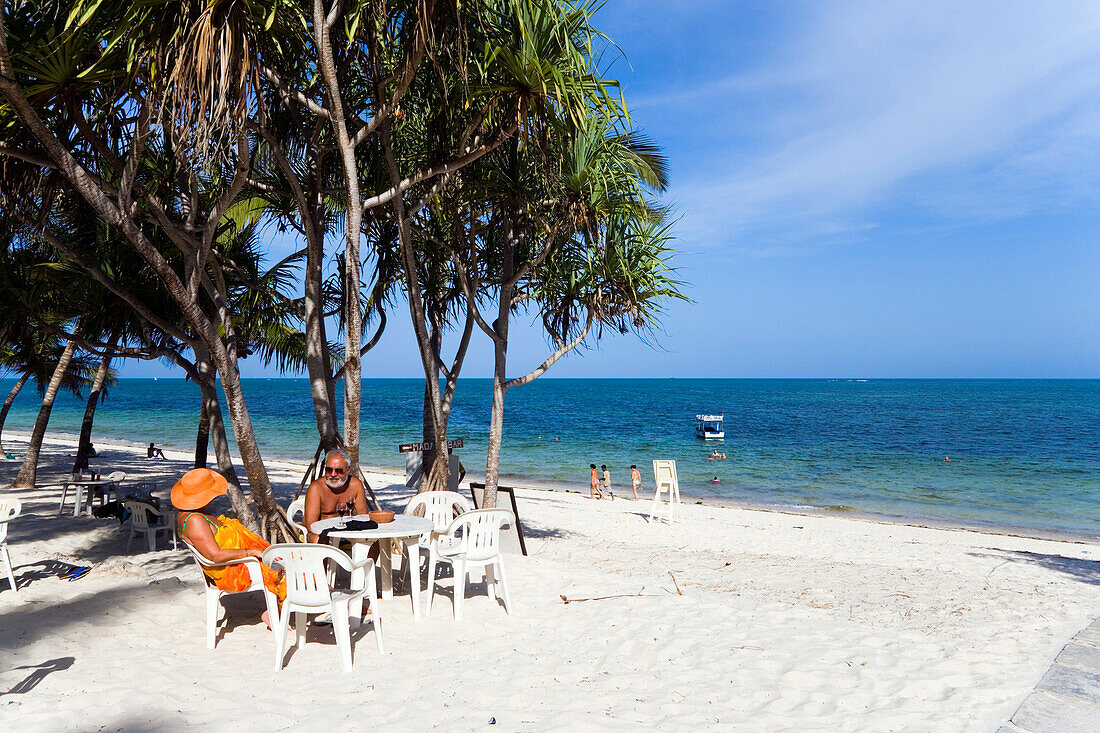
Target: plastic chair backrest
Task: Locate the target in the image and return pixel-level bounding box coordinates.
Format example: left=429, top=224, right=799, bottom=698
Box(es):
left=183, top=539, right=264, bottom=591
left=286, top=497, right=306, bottom=537
left=405, top=491, right=472, bottom=532
left=263, top=543, right=352, bottom=608
left=0, top=498, right=21, bottom=543
left=446, top=509, right=513, bottom=562
left=126, top=481, right=157, bottom=500
left=123, top=500, right=160, bottom=530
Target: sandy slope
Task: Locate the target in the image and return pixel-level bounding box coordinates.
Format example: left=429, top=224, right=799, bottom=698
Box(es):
left=1, top=433, right=1098, bottom=731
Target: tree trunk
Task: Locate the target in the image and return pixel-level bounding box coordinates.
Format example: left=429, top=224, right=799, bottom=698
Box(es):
left=419, top=313, right=442, bottom=488
left=194, top=349, right=256, bottom=532
left=312, top=0, right=363, bottom=469
left=0, top=372, right=29, bottom=456
left=379, top=125, right=450, bottom=493
left=481, top=212, right=520, bottom=509
left=13, top=334, right=79, bottom=488
left=205, top=341, right=289, bottom=540
left=77, top=342, right=115, bottom=457
left=486, top=330, right=510, bottom=508
left=194, top=399, right=210, bottom=468
left=302, top=180, right=342, bottom=451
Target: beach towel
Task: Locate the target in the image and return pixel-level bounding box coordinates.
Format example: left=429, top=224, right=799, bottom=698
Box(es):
left=200, top=516, right=286, bottom=602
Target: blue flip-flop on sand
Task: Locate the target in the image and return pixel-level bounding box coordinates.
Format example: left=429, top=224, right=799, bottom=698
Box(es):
left=64, top=566, right=91, bottom=582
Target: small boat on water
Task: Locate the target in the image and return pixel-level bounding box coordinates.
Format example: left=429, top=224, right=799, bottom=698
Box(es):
left=695, top=414, right=724, bottom=439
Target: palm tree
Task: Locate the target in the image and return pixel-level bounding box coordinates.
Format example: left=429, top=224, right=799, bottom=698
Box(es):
left=12, top=327, right=80, bottom=487
left=0, top=227, right=101, bottom=485
left=0, top=339, right=96, bottom=458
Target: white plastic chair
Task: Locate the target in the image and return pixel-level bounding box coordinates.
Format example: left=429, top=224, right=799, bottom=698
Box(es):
left=118, top=479, right=156, bottom=504
left=184, top=539, right=280, bottom=650
left=105, top=471, right=126, bottom=504
left=123, top=500, right=176, bottom=552
left=428, top=508, right=514, bottom=621
left=0, top=498, right=21, bottom=593
left=402, top=491, right=472, bottom=589
left=285, top=497, right=307, bottom=542
left=262, top=544, right=383, bottom=673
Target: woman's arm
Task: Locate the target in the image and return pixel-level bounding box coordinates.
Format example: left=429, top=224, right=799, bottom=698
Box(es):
left=183, top=513, right=262, bottom=563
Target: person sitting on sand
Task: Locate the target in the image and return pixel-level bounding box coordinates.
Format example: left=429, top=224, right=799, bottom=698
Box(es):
left=174, top=468, right=285, bottom=625
left=589, top=463, right=604, bottom=500
left=304, top=449, right=368, bottom=543
left=630, top=464, right=641, bottom=501
left=147, top=443, right=167, bottom=460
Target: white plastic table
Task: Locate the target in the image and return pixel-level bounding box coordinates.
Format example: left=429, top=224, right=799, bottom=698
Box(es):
left=311, top=514, right=433, bottom=622
left=59, top=479, right=113, bottom=517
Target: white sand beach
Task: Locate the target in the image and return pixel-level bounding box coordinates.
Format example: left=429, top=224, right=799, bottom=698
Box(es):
left=1, top=433, right=1098, bottom=731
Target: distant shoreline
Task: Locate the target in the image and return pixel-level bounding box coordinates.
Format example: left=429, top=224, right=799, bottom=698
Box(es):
left=6, top=427, right=1094, bottom=545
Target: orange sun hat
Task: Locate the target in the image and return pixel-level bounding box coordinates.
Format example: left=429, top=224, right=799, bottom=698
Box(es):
left=171, top=468, right=229, bottom=510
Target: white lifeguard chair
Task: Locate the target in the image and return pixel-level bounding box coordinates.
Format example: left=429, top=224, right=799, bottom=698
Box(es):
left=648, top=460, right=681, bottom=524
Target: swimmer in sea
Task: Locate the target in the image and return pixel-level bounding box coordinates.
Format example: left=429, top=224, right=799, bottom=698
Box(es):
left=711, top=476, right=721, bottom=484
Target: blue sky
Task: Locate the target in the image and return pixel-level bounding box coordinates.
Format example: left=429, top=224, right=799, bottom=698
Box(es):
left=125, top=1, right=1100, bottom=379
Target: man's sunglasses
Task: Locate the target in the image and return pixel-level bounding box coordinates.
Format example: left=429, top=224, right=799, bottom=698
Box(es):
left=324, top=466, right=347, bottom=475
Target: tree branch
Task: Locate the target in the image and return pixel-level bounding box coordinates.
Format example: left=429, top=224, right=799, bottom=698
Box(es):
left=360, top=105, right=521, bottom=214
left=504, top=308, right=594, bottom=389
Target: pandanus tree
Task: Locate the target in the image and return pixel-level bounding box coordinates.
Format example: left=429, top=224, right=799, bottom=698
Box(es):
left=445, top=106, right=686, bottom=506
left=365, top=0, right=624, bottom=491
left=0, top=0, right=298, bottom=536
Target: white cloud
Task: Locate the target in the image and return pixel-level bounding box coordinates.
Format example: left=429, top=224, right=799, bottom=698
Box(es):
left=665, top=1, right=1100, bottom=251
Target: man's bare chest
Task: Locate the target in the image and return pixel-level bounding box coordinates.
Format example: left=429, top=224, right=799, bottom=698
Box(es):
left=319, top=485, right=358, bottom=513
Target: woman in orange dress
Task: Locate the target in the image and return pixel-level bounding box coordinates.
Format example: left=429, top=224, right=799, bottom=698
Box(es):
left=173, top=468, right=285, bottom=625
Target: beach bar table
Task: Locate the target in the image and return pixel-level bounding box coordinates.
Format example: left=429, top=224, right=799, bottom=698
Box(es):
left=311, top=514, right=434, bottom=623
left=58, top=478, right=114, bottom=517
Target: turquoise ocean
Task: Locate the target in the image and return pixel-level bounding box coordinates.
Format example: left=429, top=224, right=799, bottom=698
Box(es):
left=2, top=378, right=1098, bottom=538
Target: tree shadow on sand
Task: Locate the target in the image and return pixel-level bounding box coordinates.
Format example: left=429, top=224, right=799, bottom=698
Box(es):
left=0, top=656, right=74, bottom=697
left=969, top=549, right=1100, bottom=586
